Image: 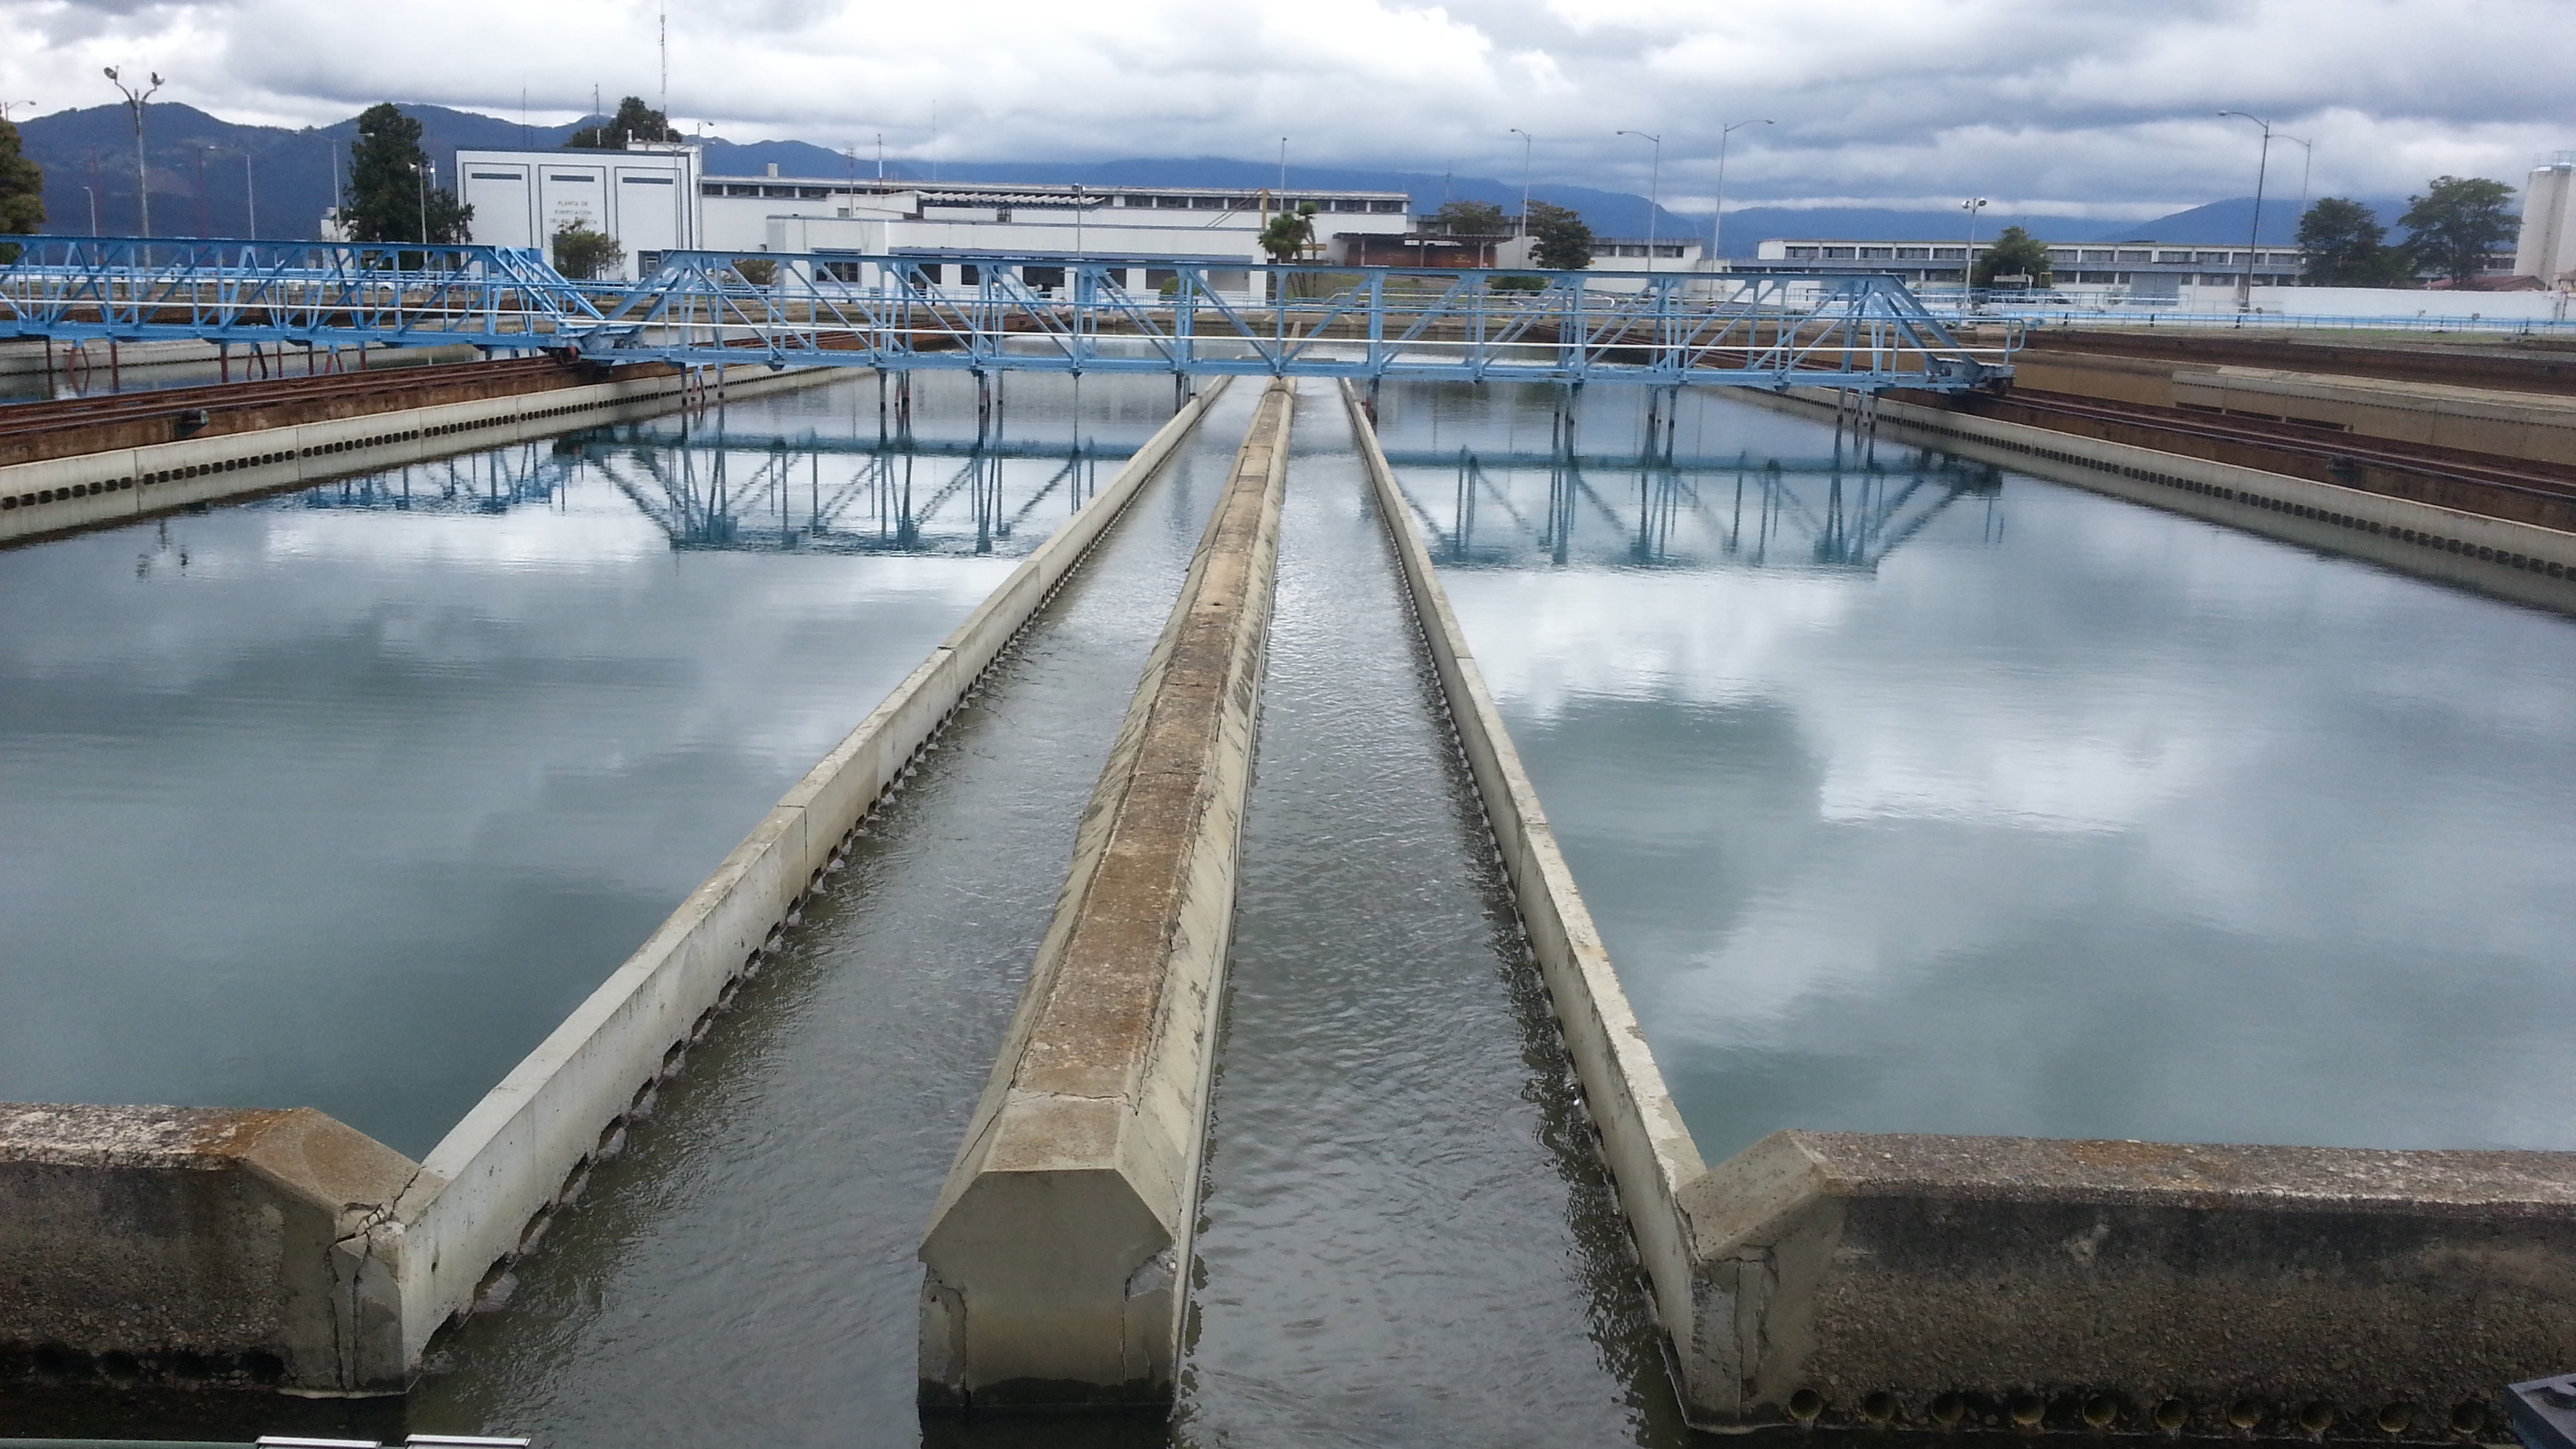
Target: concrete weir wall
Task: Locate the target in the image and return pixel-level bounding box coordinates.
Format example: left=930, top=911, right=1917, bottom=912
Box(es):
left=1777, top=387, right=2576, bottom=613
left=0, top=379, right=1230, bottom=1395
left=1342, top=381, right=2576, bottom=1438
left=918, top=380, right=1294, bottom=1410
left=0, top=361, right=823, bottom=547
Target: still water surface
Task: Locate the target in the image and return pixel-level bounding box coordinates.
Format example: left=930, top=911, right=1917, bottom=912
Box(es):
left=0, top=369, right=1165, bottom=1155
left=1387, top=380, right=2576, bottom=1166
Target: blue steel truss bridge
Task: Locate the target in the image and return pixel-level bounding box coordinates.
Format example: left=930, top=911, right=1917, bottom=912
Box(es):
left=0, top=238, right=2014, bottom=392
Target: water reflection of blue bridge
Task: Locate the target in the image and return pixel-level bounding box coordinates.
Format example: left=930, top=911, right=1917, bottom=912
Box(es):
left=1406, top=444, right=2002, bottom=571
left=1, top=237, right=2012, bottom=391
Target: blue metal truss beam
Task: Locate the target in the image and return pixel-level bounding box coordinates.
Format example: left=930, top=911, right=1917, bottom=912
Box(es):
left=0, top=236, right=2012, bottom=391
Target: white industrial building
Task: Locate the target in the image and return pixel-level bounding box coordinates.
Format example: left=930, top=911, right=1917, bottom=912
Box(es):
left=455, top=144, right=1415, bottom=298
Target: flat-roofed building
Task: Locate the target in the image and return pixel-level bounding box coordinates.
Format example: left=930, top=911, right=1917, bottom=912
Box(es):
left=1735, top=236, right=2306, bottom=305
left=457, top=145, right=1413, bottom=294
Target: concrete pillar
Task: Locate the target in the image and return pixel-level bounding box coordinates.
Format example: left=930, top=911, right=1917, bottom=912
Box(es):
left=919, top=381, right=1295, bottom=1410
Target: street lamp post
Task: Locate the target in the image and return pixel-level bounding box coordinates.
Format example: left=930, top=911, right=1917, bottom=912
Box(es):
left=1508, top=126, right=1533, bottom=245
left=1712, top=118, right=1773, bottom=265
left=103, top=68, right=164, bottom=237
left=242, top=150, right=256, bottom=238
left=1961, top=197, right=1989, bottom=306
left=1618, top=129, right=1662, bottom=260
left=80, top=185, right=98, bottom=236
left=415, top=160, right=429, bottom=245
left=2219, top=110, right=2275, bottom=309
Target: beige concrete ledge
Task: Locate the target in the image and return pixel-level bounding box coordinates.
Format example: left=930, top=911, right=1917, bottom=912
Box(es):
left=1769, top=386, right=2576, bottom=614
left=919, top=380, right=1291, bottom=1410
left=0, top=1104, right=417, bottom=1392
left=1683, top=1131, right=2576, bottom=1437
left=0, top=361, right=830, bottom=546
left=0, top=379, right=1230, bottom=1395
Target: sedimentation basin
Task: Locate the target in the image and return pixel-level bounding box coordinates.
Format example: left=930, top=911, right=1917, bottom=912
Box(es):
left=7, top=356, right=2576, bottom=1442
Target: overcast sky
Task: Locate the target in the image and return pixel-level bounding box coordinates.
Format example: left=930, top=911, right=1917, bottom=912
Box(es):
left=7, top=0, right=2570, bottom=218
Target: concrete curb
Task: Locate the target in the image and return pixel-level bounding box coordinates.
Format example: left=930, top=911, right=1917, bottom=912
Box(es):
left=0, top=362, right=829, bottom=546
left=917, top=380, right=1291, bottom=1410
left=1335, top=380, right=1709, bottom=1382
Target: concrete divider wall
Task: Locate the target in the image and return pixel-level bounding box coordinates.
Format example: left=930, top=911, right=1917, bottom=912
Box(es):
left=917, top=381, right=1291, bottom=1410
left=1335, top=381, right=1713, bottom=1379
left=0, top=361, right=824, bottom=546
left=1775, top=388, right=2576, bottom=612
left=381, top=376, right=1233, bottom=1382
left=0, top=378, right=1228, bottom=1395
left=1337, top=381, right=2576, bottom=1436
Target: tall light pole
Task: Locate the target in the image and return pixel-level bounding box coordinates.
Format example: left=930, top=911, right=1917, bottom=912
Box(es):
left=2219, top=110, right=2274, bottom=309
left=0, top=102, right=34, bottom=122
left=103, top=68, right=164, bottom=237
left=2281, top=133, right=2312, bottom=226
left=1508, top=127, right=1533, bottom=241
left=1961, top=196, right=1989, bottom=305
left=1712, top=117, right=1772, bottom=264
left=414, top=160, right=429, bottom=245
left=81, top=185, right=99, bottom=235
left=1618, top=129, right=1661, bottom=258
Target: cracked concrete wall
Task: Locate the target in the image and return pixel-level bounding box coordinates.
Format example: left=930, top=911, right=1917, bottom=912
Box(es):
left=1681, top=1131, right=2576, bottom=1436
left=918, top=380, right=1293, bottom=1410
left=0, top=1103, right=418, bottom=1392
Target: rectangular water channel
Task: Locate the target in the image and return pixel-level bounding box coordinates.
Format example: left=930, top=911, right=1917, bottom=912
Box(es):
left=1380, top=380, right=2576, bottom=1166
left=0, top=369, right=1171, bottom=1157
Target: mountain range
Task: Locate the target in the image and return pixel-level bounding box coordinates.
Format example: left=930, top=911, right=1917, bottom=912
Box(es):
left=12, top=101, right=2385, bottom=254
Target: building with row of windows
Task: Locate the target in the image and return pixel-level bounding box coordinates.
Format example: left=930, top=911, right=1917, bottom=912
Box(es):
left=454, top=144, right=1419, bottom=298
left=1735, top=238, right=2310, bottom=304
left=451, top=143, right=1709, bottom=295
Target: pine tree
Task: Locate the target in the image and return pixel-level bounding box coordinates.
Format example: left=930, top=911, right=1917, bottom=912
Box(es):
left=0, top=114, right=44, bottom=260
left=343, top=103, right=471, bottom=245
left=2297, top=199, right=2416, bottom=287
left=1973, top=227, right=2051, bottom=289
left=1527, top=201, right=1593, bottom=271
left=569, top=97, right=680, bottom=150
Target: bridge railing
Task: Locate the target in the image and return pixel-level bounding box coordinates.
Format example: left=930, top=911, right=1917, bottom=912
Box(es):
left=0, top=236, right=2015, bottom=389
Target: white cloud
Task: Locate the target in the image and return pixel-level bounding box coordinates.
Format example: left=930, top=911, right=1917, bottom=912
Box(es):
left=5, top=0, right=2570, bottom=208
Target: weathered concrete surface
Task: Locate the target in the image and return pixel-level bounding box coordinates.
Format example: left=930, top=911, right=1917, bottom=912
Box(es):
left=1683, top=1131, right=2576, bottom=1436
left=0, top=1103, right=420, bottom=1392
left=919, top=381, right=1294, bottom=1410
